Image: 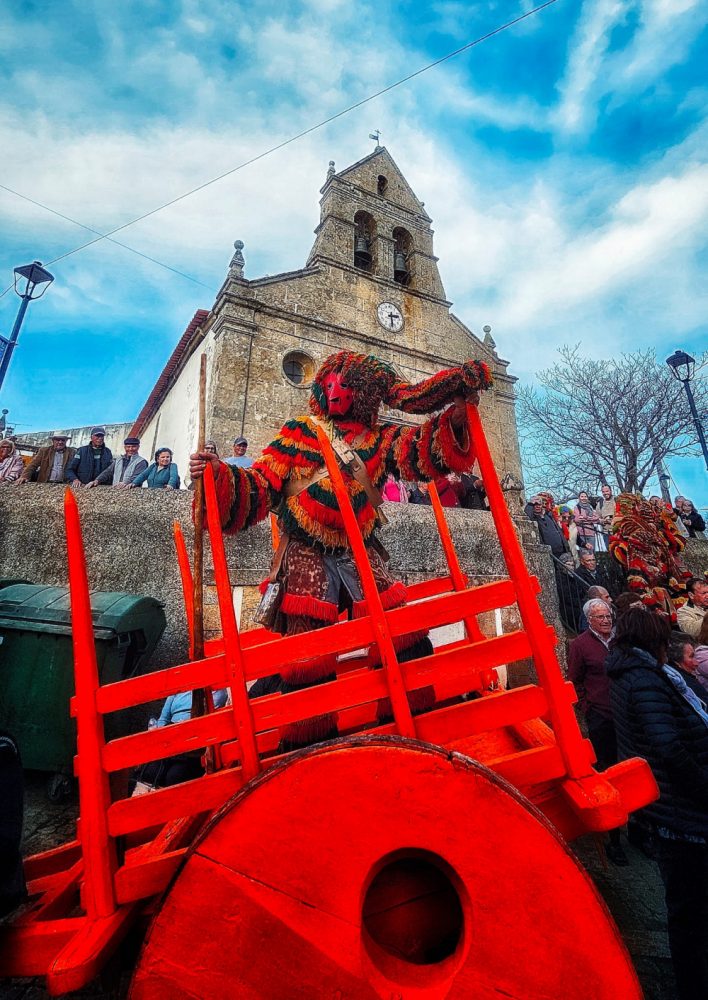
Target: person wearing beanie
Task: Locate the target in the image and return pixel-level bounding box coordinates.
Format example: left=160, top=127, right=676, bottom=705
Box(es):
left=65, top=427, right=112, bottom=487
left=87, top=436, right=148, bottom=488
left=190, top=350, right=493, bottom=751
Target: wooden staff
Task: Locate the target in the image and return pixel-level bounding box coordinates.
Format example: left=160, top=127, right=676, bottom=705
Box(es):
left=191, top=354, right=208, bottom=719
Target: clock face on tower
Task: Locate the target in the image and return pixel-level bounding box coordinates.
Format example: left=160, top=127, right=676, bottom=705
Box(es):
left=377, top=301, right=404, bottom=332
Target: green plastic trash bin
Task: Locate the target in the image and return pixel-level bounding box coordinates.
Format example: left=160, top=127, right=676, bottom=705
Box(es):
left=0, top=584, right=166, bottom=788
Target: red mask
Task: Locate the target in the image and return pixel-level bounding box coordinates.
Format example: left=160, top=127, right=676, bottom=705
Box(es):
left=323, top=372, right=353, bottom=417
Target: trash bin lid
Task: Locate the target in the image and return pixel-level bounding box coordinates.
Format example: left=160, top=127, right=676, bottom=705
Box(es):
left=0, top=584, right=165, bottom=637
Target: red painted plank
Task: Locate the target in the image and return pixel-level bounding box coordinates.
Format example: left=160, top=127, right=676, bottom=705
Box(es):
left=23, top=840, right=81, bottom=881
left=488, top=745, right=566, bottom=786
left=107, top=767, right=244, bottom=837
left=95, top=655, right=227, bottom=715
left=404, top=576, right=454, bottom=601
left=115, top=850, right=187, bottom=904
left=101, top=711, right=234, bottom=773
left=413, top=685, right=549, bottom=747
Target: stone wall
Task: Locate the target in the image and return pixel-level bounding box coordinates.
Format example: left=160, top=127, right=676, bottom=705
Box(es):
left=0, top=487, right=566, bottom=684
left=681, top=538, right=708, bottom=580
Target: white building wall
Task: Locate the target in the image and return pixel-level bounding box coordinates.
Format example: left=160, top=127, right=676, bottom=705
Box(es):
left=139, top=330, right=218, bottom=487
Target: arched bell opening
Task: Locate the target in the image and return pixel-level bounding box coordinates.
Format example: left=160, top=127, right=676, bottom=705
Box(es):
left=392, top=226, right=413, bottom=286
left=353, top=210, right=376, bottom=273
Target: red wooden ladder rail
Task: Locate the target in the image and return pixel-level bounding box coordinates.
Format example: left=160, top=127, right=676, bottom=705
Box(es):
left=202, top=462, right=260, bottom=779
left=313, top=423, right=416, bottom=739
left=64, top=489, right=117, bottom=918
left=427, top=480, right=487, bottom=642
left=173, top=521, right=195, bottom=657
left=466, top=402, right=594, bottom=779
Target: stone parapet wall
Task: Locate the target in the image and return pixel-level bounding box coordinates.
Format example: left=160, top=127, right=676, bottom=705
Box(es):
left=681, top=538, right=708, bottom=580
left=0, top=488, right=567, bottom=680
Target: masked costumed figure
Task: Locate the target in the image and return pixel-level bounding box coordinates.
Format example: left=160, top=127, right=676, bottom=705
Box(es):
left=192, top=351, right=493, bottom=748
left=610, top=493, right=691, bottom=617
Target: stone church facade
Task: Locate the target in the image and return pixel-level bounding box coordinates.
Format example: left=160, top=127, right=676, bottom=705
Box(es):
left=132, top=147, right=522, bottom=489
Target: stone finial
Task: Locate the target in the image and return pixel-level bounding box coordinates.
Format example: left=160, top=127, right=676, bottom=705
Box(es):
left=482, top=324, right=496, bottom=350
left=229, top=239, right=245, bottom=277
left=327, top=160, right=336, bottom=178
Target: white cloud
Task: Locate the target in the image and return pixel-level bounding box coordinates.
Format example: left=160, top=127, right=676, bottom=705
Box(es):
left=554, top=0, right=627, bottom=133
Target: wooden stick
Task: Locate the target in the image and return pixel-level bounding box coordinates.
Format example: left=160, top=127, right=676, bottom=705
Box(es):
left=191, top=354, right=208, bottom=719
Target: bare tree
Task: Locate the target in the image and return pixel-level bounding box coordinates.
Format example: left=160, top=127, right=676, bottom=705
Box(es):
left=517, top=346, right=708, bottom=499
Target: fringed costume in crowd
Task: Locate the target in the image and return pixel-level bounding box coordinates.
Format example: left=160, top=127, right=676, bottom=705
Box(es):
left=207, top=351, right=493, bottom=748
left=609, top=493, right=691, bottom=618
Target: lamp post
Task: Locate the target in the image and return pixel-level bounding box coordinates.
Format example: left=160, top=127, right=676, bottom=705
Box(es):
left=0, top=261, right=55, bottom=395
left=666, top=349, right=708, bottom=474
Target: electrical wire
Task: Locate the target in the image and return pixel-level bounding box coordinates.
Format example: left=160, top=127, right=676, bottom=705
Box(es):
left=16, top=0, right=561, bottom=273
left=0, top=183, right=214, bottom=291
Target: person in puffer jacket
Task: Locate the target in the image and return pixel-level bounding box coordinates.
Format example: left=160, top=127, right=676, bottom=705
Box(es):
left=607, top=608, right=708, bottom=1000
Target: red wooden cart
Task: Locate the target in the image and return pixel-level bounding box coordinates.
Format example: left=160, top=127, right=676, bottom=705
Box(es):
left=0, top=404, right=657, bottom=998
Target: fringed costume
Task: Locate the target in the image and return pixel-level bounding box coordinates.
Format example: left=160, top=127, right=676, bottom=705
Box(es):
left=610, top=494, right=691, bottom=618
left=207, top=351, right=493, bottom=747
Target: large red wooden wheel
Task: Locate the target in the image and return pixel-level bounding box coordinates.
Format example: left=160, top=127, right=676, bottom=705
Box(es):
left=129, top=737, right=640, bottom=999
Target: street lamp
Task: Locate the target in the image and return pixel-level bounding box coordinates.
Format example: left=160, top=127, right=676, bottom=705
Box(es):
left=0, top=261, right=55, bottom=395
left=666, top=349, right=708, bottom=474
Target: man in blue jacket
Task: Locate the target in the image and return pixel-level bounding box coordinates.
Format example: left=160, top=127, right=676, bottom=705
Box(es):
left=66, top=426, right=113, bottom=488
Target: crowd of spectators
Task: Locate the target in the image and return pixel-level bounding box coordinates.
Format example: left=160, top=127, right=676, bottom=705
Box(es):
left=567, top=581, right=708, bottom=996
left=0, top=430, right=257, bottom=490
left=0, top=429, right=494, bottom=513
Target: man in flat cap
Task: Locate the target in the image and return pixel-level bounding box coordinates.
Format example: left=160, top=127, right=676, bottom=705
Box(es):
left=225, top=436, right=252, bottom=469
left=66, top=427, right=113, bottom=488
left=16, top=432, right=75, bottom=484
left=86, top=435, right=148, bottom=488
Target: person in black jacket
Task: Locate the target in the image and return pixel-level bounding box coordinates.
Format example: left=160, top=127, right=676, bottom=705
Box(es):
left=65, top=427, right=113, bottom=488
left=607, top=608, right=708, bottom=1000
left=678, top=499, right=705, bottom=538
left=525, top=496, right=568, bottom=557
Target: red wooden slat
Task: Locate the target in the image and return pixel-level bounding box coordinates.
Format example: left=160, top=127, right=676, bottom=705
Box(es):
left=488, top=745, right=566, bottom=787
left=102, top=711, right=235, bottom=773
left=21, top=861, right=82, bottom=923
left=115, top=850, right=187, bottom=904
left=241, top=615, right=375, bottom=678
left=412, top=685, right=549, bottom=746
left=96, top=655, right=228, bottom=715
left=384, top=579, right=517, bottom=638
left=107, top=768, right=245, bottom=837
left=404, top=576, right=454, bottom=601
left=23, top=840, right=81, bottom=881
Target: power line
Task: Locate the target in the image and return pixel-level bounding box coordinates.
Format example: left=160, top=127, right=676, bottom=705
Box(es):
left=33, top=0, right=561, bottom=269
left=0, top=183, right=214, bottom=291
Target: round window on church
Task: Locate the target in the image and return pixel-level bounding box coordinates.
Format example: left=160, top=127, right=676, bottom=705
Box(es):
left=282, top=350, right=315, bottom=388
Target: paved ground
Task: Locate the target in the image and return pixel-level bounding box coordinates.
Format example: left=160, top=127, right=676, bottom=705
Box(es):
left=2, top=772, right=678, bottom=999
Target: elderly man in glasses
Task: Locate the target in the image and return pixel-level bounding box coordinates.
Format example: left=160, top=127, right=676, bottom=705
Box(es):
left=568, top=597, right=628, bottom=865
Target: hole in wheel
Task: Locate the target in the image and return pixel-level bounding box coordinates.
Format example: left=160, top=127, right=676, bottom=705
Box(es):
left=362, top=851, right=464, bottom=966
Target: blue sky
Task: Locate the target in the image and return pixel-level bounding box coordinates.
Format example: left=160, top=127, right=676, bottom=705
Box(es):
left=0, top=0, right=706, bottom=508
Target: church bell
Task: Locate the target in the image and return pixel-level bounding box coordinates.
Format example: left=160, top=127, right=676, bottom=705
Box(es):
left=394, top=250, right=409, bottom=284
left=354, top=235, right=372, bottom=269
